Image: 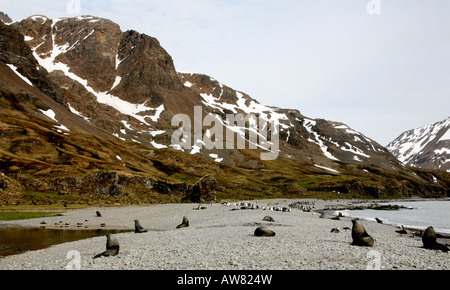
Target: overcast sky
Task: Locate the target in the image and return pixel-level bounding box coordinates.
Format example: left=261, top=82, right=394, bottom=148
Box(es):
left=2, top=0, right=449, bottom=145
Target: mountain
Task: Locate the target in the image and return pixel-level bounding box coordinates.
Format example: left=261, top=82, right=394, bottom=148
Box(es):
left=0, top=14, right=448, bottom=205
left=10, top=15, right=399, bottom=170
left=387, top=117, right=450, bottom=172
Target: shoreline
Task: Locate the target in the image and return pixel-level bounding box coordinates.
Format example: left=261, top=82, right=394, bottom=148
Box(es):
left=0, top=198, right=448, bottom=270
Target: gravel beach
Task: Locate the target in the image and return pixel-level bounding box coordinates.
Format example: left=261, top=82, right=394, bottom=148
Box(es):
left=0, top=199, right=448, bottom=270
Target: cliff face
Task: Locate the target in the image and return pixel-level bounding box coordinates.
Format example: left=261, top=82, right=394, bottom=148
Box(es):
left=0, top=14, right=448, bottom=205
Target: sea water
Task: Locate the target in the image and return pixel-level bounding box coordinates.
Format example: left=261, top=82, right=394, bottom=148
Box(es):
left=0, top=228, right=131, bottom=258
left=339, top=200, right=450, bottom=235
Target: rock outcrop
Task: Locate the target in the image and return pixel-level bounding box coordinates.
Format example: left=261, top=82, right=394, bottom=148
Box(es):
left=0, top=12, right=12, bottom=24
left=189, top=175, right=218, bottom=203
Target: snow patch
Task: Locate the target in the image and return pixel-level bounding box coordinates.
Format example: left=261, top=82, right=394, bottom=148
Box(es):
left=439, top=128, right=450, bottom=142
left=151, top=141, right=168, bottom=149
left=39, top=109, right=57, bottom=122
left=68, top=103, right=90, bottom=121
left=314, top=165, right=340, bottom=174
left=303, top=118, right=339, bottom=161
left=190, top=139, right=205, bottom=155
left=6, top=64, right=33, bottom=86
left=55, top=124, right=69, bottom=131
left=150, top=130, right=166, bottom=137
left=110, top=76, right=122, bottom=90
left=353, top=155, right=363, bottom=162
left=30, top=15, right=48, bottom=23
left=341, top=142, right=370, bottom=158
left=209, top=154, right=224, bottom=163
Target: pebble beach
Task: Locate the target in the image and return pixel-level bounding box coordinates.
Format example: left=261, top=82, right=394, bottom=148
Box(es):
left=0, top=199, right=448, bottom=270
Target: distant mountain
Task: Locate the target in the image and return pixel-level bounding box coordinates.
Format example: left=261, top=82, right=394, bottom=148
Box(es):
left=387, top=117, right=450, bottom=172
left=0, top=14, right=449, bottom=205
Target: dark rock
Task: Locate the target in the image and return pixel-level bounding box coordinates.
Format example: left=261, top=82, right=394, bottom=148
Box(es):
left=189, top=175, right=217, bottom=203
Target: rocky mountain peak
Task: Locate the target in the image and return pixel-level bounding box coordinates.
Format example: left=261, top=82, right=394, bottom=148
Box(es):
left=0, top=12, right=12, bottom=24
left=387, top=117, right=450, bottom=172
left=13, top=15, right=123, bottom=93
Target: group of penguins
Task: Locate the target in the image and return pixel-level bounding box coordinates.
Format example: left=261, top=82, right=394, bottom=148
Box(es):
left=93, top=210, right=449, bottom=260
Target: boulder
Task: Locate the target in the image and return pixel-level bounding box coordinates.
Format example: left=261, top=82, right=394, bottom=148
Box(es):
left=189, top=175, right=217, bottom=203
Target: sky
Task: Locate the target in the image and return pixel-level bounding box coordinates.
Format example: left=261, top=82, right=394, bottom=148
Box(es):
left=1, top=0, right=449, bottom=146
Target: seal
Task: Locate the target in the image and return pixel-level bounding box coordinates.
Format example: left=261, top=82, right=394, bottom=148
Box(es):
left=134, top=220, right=148, bottom=233
left=263, top=216, right=275, bottom=222
left=177, top=216, right=190, bottom=229
left=254, top=227, right=276, bottom=237
left=351, top=218, right=374, bottom=247
left=422, top=226, right=449, bottom=252
left=93, top=233, right=120, bottom=259
left=331, top=228, right=340, bottom=233
left=96, top=211, right=102, bottom=217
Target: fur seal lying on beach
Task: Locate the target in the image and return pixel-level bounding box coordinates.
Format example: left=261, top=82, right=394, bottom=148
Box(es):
left=422, top=226, right=449, bottom=252
left=263, top=216, right=275, bottom=222
left=177, top=216, right=190, bottom=229
left=351, top=218, right=374, bottom=247
left=93, top=234, right=120, bottom=259
left=254, top=227, right=276, bottom=237
left=134, top=220, right=148, bottom=233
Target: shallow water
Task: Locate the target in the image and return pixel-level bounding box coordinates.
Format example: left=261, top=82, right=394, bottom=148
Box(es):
left=0, top=228, right=131, bottom=258
left=337, top=200, right=450, bottom=235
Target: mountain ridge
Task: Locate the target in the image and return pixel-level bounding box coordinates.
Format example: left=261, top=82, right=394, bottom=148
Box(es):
left=387, top=117, right=450, bottom=172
